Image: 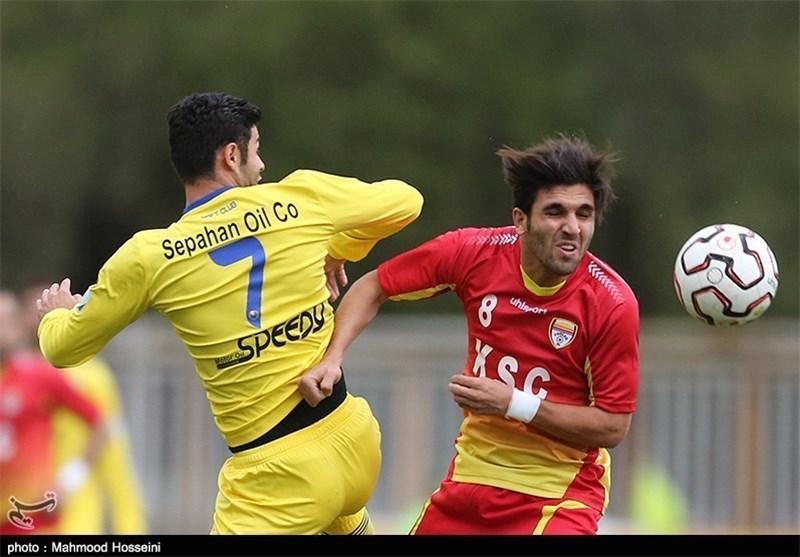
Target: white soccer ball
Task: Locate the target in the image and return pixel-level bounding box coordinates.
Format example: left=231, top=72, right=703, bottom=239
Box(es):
left=673, top=223, right=779, bottom=327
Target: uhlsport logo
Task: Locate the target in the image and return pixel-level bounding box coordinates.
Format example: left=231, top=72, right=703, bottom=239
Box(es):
left=549, top=318, right=577, bottom=349
left=6, top=491, right=57, bottom=530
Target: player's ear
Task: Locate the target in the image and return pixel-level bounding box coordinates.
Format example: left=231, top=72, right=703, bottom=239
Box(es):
left=512, top=208, right=527, bottom=235
left=219, top=142, right=240, bottom=172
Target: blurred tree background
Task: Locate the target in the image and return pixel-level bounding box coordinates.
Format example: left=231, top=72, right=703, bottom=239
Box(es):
left=2, top=0, right=798, bottom=319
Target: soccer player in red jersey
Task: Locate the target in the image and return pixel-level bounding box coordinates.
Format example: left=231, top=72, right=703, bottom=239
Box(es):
left=299, top=134, right=640, bottom=534
left=0, top=290, right=107, bottom=534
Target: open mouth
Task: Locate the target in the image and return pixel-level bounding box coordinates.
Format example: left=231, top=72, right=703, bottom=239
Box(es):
left=556, top=242, right=579, bottom=255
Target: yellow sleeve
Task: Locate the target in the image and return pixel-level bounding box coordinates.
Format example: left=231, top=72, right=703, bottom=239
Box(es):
left=288, top=170, right=424, bottom=262
left=38, top=237, right=151, bottom=368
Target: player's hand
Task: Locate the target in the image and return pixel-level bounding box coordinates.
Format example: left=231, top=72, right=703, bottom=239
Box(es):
left=298, top=360, right=342, bottom=407
left=324, top=255, right=348, bottom=302
left=36, top=278, right=82, bottom=321
left=448, top=374, right=513, bottom=417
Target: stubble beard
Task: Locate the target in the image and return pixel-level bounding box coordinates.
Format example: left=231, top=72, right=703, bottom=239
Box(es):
left=544, top=253, right=581, bottom=277
left=536, top=236, right=585, bottom=279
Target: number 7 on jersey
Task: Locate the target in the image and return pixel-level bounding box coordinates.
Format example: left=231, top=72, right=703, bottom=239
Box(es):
left=209, top=237, right=266, bottom=328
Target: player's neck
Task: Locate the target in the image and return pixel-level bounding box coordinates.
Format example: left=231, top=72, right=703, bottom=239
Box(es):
left=184, top=178, right=235, bottom=207
left=519, top=256, right=569, bottom=288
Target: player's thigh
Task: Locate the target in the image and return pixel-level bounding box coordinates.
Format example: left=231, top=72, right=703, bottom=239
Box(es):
left=413, top=480, right=601, bottom=535
left=212, top=446, right=343, bottom=534
left=326, top=396, right=382, bottom=515
left=411, top=480, right=485, bottom=534
left=536, top=500, right=601, bottom=534
left=213, top=396, right=381, bottom=534
left=412, top=481, right=541, bottom=534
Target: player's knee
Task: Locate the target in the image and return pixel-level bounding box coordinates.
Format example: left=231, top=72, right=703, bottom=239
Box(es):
left=323, top=509, right=374, bottom=535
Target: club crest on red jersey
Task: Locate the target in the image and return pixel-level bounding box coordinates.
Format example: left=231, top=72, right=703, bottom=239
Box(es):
left=549, top=318, right=577, bottom=349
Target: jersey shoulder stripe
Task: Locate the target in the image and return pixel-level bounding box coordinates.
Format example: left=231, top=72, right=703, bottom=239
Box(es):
left=587, top=259, right=625, bottom=304
left=585, top=255, right=637, bottom=308
left=462, top=228, right=518, bottom=247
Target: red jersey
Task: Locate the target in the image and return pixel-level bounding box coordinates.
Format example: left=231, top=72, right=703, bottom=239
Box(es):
left=378, top=226, right=640, bottom=512
left=0, top=352, right=101, bottom=532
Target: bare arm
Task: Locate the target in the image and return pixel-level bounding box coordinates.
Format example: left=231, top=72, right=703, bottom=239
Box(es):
left=82, top=420, right=110, bottom=466
left=448, top=374, right=632, bottom=449
left=533, top=397, right=631, bottom=449
left=298, top=270, right=387, bottom=406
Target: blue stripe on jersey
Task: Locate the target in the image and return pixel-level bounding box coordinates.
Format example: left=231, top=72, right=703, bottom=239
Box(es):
left=183, top=186, right=235, bottom=215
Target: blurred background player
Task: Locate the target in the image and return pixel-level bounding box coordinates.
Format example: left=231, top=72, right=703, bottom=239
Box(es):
left=18, top=285, right=148, bottom=534
left=0, top=290, right=108, bottom=534
left=300, top=134, right=640, bottom=535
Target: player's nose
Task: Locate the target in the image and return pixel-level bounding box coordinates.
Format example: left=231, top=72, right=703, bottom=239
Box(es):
left=562, top=213, right=580, bottom=235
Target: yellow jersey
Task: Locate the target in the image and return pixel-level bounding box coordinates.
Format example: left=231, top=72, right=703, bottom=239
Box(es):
left=40, top=170, right=423, bottom=447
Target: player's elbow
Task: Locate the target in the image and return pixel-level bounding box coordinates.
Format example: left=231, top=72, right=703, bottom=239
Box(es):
left=38, top=318, right=83, bottom=368
left=601, top=418, right=632, bottom=448
left=40, top=342, right=88, bottom=369
left=48, top=354, right=85, bottom=369
left=388, top=180, right=424, bottom=223
left=602, top=431, right=627, bottom=449
left=39, top=343, right=66, bottom=367
left=407, top=187, right=424, bottom=221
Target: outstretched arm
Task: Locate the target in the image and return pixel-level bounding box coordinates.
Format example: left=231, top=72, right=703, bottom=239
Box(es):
left=36, top=239, right=150, bottom=368
left=298, top=270, right=387, bottom=407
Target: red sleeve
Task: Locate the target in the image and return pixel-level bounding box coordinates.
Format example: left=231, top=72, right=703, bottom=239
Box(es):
left=41, top=365, right=102, bottom=425
left=586, top=299, right=640, bottom=413
left=377, top=229, right=463, bottom=298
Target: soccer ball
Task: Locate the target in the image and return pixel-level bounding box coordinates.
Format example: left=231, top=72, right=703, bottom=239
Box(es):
left=673, top=223, right=779, bottom=327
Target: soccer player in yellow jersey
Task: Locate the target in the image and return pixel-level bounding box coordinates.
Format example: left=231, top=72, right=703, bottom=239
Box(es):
left=35, top=91, right=424, bottom=534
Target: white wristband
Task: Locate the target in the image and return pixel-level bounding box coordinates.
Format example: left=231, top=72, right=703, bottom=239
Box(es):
left=505, top=389, right=541, bottom=424
left=57, top=459, right=90, bottom=495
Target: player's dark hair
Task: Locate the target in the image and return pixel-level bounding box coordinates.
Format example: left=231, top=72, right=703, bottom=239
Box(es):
left=498, top=133, right=617, bottom=223
left=168, top=92, right=262, bottom=183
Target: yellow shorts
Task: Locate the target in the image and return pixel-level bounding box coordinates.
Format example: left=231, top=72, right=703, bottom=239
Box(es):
left=211, top=394, right=381, bottom=534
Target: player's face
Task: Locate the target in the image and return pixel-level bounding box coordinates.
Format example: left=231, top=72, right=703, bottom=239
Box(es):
left=515, top=184, right=596, bottom=286
left=236, top=126, right=265, bottom=186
